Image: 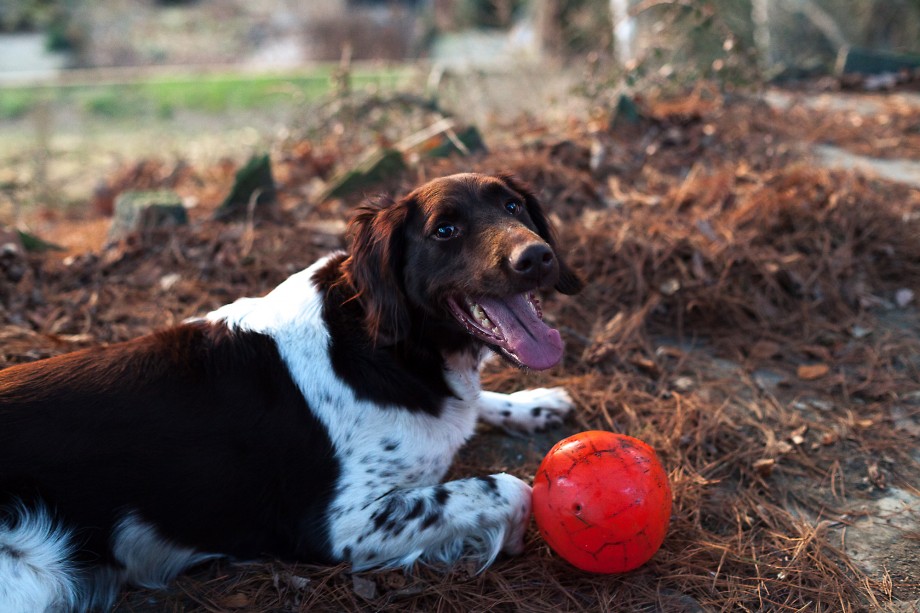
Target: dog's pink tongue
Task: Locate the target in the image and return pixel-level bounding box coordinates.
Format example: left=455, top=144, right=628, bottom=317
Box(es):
left=477, top=294, right=564, bottom=370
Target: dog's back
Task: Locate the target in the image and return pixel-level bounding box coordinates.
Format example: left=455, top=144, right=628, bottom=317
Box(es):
left=0, top=323, right=340, bottom=610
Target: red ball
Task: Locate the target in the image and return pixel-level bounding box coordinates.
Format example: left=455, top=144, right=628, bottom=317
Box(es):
left=532, top=431, right=672, bottom=573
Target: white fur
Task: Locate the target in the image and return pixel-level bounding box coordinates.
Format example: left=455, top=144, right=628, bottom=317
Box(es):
left=478, top=388, right=575, bottom=434
left=208, top=254, right=536, bottom=569
left=348, top=473, right=532, bottom=571
left=111, top=513, right=220, bottom=590
left=0, top=506, right=78, bottom=613
left=0, top=510, right=221, bottom=613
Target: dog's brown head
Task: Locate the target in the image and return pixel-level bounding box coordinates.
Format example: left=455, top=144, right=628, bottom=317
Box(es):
left=344, top=173, right=582, bottom=369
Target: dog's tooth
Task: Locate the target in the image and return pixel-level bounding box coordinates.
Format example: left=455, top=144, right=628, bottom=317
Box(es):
left=466, top=302, right=496, bottom=330
left=528, top=293, right=543, bottom=318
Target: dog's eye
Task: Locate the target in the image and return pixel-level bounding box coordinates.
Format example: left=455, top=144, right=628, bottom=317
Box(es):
left=433, top=223, right=459, bottom=240
left=505, top=200, right=522, bottom=215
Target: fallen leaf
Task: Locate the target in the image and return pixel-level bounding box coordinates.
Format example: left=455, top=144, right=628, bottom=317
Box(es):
left=789, top=424, right=808, bottom=446
left=797, top=363, right=829, bottom=380
left=749, top=340, right=781, bottom=360
left=655, top=345, right=685, bottom=359
left=867, top=462, right=887, bottom=489
left=381, top=571, right=407, bottom=590
left=895, top=288, right=914, bottom=308
left=659, top=278, right=681, bottom=295
left=630, top=355, right=660, bottom=376
left=352, top=575, right=377, bottom=600
left=775, top=441, right=794, bottom=455
left=285, top=573, right=311, bottom=590
left=753, top=458, right=775, bottom=476
left=219, top=593, right=250, bottom=609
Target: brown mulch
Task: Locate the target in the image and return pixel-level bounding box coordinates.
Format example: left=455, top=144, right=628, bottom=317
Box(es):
left=773, top=92, right=920, bottom=161
left=2, top=86, right=919, bottom=612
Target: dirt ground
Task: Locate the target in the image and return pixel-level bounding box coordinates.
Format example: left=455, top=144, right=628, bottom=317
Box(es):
left=1, top=80, right=919, bottom=612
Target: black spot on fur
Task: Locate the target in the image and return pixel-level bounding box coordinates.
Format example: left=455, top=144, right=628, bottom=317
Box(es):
left=405, top=499, right=425, bottom=520
left=477, top=476, right=499, bottom=495
left=372, top=508, right=391, bottom=530
left=0, top=544, right=22, bottom=559
left=421, top=510, right=442, bottom=529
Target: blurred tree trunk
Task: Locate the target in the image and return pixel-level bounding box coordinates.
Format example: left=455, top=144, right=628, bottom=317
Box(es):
left=535, top=0, right=564, bottom=57
left=609, top=0, right=634, bottom=66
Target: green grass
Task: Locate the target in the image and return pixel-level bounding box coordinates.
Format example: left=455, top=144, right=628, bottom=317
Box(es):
left=0, top=66, right=410, bottom=120
left=0, top=89, right=37, bottom=120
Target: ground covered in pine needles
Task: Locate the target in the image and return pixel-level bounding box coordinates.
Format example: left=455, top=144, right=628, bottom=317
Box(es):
left=2, top=84, right=919, bottom=612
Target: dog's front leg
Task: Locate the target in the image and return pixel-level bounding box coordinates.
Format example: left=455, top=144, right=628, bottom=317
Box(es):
left=333, top=474, right=531, bottom=571
left=477, top=388, right=574, bottom=435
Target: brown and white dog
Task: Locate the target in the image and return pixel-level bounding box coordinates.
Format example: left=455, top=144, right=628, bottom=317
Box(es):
left=0, top=173, right=582, bottom=611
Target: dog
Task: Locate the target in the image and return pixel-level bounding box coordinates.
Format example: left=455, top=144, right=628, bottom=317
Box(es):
left=0, top=173, right=583, bottom=611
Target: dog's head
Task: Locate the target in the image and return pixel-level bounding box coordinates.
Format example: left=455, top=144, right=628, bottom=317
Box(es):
left=343, top=173, right=582, bottom=369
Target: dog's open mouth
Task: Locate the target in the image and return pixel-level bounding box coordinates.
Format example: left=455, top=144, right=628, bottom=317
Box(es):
left=446, top=292, right=564, bottom=370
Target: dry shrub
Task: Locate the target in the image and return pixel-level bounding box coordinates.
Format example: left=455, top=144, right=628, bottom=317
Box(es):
left=3, top=91, right=919, bottom=612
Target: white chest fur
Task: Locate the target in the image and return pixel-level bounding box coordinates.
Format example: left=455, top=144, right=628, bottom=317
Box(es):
left=206, top=256, right=484, bottom=525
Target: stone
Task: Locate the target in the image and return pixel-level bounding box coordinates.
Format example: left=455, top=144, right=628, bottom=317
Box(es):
left=214, top=153, right=276, bottom=220
left=424, top=126, right=487, bottom=158
left=109, top=190, right=188, bottom=241
left=319, top=148, right=406, bottom=202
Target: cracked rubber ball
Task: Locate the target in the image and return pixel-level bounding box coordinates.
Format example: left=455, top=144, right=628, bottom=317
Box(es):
left=532, top=430, right=671, bottom=573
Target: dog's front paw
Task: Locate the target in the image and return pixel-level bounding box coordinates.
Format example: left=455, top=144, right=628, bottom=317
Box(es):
left=502, top=387, right=574, bottom=434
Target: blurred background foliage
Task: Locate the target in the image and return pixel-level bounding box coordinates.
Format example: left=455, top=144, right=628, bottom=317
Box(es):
left=2, top=0, right=918, bottom=75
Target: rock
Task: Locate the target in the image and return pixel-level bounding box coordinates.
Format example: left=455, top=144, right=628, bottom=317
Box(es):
left=108, top=190, right=188, bottom=242
left=0, top=228, right=26, bottom=284
left=214, top=153, right=276, bottom=221
left=612, top=93, right=641, bottom=128
left=319, top=148, right=406, bottom=202
left=351, top=575, right=377, bottom=600
left=16, top=229, right=63, bottom=253
left=0, top=228, right=32, bottom=308
left=837, top=47, right=920, bottom=78
left=424, top=126, right=487, bottom=158
left=895, top=288, right=914, bottom=308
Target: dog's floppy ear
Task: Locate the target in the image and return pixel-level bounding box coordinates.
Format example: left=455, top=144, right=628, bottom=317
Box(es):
left=344, top=195, right=411, bottom=345
left=499, top=174, right=584, bottom=295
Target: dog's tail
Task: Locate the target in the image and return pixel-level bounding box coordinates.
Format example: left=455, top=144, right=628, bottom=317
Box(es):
left=0, top=504, right=79, bottom=613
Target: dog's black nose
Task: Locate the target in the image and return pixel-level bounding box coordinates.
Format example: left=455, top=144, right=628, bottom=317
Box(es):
left=509, top=242, right=555, bottom=281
